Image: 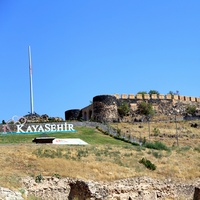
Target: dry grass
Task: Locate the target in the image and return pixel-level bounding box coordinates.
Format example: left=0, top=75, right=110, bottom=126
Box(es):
left=0, top=120, right=199, bottom=190
left=112, top=120, right=200, bottom=147
left=0, top=145, right=199, bottom=189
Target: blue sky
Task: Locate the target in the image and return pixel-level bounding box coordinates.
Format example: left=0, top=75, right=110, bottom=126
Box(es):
left=0, top=1, right=200, bottom=121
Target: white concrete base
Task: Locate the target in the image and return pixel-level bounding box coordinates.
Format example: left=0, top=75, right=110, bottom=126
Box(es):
left=52, top=138, right=88, bottom=145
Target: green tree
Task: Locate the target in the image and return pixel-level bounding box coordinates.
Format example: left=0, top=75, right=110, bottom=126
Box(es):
left=148, top=90, right=159, bottom=96
left=118, top=101, right=130, bottom=117
left=137, top=102, right=154, bottom=116
left=168, top=90, right=180, bottom=95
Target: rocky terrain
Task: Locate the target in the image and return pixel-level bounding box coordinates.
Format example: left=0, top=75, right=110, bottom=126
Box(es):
left=1, top=176, right=199, bottom=200
left=24, top=113, right=63, bottom=123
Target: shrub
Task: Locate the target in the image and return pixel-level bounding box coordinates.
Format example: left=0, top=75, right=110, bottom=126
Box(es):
left=194, top=145, right=200, bottom=153
left=139, top=157, right=156, bottom=170
left=144, top=141, right=169, bottom=151
left=186, top=105, right=196, bottom=116
left=137, top=102, right=154, bottom=116
left=52, top=173, right=61, bottom=179
left=35, top=174, right=44, bottom=183
left=153, top=127, right=160, bottom=136
left=152, top=151, right=162, bottom=158
left=118, top=101, right=130, bottom=117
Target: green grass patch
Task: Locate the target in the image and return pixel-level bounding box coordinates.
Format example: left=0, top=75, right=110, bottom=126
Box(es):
left=176, top=146, right=191, bottom=154
left=0, top=127, right=134, bottom=146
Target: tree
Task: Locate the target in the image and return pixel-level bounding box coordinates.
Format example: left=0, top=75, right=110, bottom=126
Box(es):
left=118, top=101, right=130, bottom=117
left=168, top=90, right=180, bottom=96
left=148, top=90, right=159, bottom=96
left=137, top=102, right=154, bottom=116
left=137, top=91, right=147, bottom=95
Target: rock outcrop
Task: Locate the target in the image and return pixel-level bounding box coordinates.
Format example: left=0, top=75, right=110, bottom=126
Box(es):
left=24, top=113, right=63, bottom=123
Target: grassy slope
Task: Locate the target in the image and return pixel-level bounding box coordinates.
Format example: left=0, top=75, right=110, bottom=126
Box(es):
left=0, top=123, right=199, bottom=190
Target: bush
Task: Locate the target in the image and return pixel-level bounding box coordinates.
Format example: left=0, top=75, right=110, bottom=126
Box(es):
left=153, top=127, right=160, bottom=136
left=118, top=101, right=130, bottom=117
left=152, top=151, right=162, bottom=158
left=52, top=173, right=61, bottom=179
left=139, top=157, right=156, bottom=170
left=186, top=105, right=196, bottom=116
left=194, top=146, right=200, bottom=153
left=144, top=141, right=169, bottom=151
left=35, top=174, right=44, bottom=183
left=137, top=102, right=154, bottom=116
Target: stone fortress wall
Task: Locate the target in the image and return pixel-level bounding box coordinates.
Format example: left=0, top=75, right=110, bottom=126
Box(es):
left=114, top=93, right=200, bottom=102
left=65, top=94, right=200, bottom=122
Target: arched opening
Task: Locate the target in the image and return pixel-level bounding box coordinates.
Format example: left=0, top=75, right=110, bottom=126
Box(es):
left=83, top=112, right=87, bottom=121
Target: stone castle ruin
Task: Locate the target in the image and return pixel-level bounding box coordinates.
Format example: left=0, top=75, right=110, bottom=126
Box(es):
left=65, top=94, right=200, bottom=122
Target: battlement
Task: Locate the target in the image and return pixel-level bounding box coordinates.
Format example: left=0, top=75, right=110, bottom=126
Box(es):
left=114, top=94, right=200, bottom=102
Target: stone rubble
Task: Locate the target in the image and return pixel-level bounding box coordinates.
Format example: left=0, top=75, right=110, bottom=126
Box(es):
left=19, top=176, right=200, bottom=200
left=0, top=176, right=199, bottom=199
left=0, top=187, right=24, bottom=200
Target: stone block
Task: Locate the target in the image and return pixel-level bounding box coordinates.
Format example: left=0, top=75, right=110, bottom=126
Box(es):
left=190, top=97, right=196, bottom=102
left=152, top=105, right=159, bottom=111
left=179, top=96, right=185, bottom=101
left=197, top=98, right=200, bottom=102
left=184, top=96, right=190, bottom=101
left=166, top=94, right=172, bottom=100
left=130, top=103, right=137, bottom=111
left=114, top=94, right=120, bottom=99
left=136, top=94, right=143, bottom=99
left=144, top=94, right=150, bottom=99
left=173, top=95, right=179, bottom=100
left=128, top=94, right=135, bottom=99
left=159, top=94, right=165, bottom=99
left=151, top=94, right=158, bottom=99
left=121, top=94, right=128, bottom=99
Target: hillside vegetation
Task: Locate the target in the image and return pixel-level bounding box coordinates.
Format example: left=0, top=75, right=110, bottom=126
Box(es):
left=0, top=121, right=199, bottom=191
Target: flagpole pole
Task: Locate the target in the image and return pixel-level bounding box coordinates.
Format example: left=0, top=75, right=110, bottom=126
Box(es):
left=28, top=46, right=34, bottom=114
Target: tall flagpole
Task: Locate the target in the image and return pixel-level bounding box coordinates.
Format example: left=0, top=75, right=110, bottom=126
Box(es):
left=28, top=46, right=34, bottom=114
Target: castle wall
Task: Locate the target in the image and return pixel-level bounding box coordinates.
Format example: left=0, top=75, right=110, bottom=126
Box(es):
left=65, top=94, right=200, bottom=122
left=81, top=104, right=93, bottom=121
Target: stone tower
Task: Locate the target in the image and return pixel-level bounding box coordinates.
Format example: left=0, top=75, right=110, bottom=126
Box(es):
left=92, top=95, right=118, bottom=122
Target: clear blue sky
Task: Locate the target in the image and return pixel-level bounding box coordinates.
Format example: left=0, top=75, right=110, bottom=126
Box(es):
left=0, top=1, right=200, bottom=121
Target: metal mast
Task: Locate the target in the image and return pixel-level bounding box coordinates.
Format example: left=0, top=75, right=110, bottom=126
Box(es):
left=28, top=46, right=34, bottom=114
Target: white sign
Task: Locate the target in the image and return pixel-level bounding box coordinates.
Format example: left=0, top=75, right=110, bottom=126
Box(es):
left=52, top=138, right=88, bottom=145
